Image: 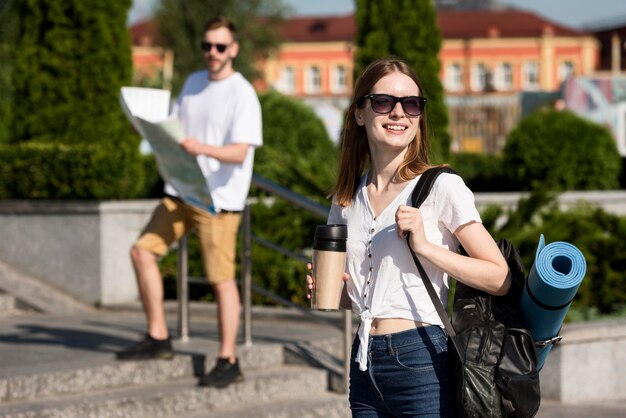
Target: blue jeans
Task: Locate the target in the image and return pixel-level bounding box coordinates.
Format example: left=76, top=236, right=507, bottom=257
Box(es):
left=349, top=326, right=455, bottom=418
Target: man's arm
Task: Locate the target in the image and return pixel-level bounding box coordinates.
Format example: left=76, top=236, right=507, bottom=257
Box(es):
left=180, top=139, right=250, bottom=164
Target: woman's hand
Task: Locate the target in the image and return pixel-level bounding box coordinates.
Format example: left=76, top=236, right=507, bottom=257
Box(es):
left=395, top=204, right=428, bottom=255
left=305, top=262, right=350, bottom=300
left=306, top=263, right=315, bottom=300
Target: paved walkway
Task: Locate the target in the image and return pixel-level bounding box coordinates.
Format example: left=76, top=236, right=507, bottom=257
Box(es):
left=0, top=302, right=624, bottom=417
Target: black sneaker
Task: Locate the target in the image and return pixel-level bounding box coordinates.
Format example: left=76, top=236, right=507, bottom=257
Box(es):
left=116, top=334, right=174, bottom=360
left=198, top=357, right=244, bottom=388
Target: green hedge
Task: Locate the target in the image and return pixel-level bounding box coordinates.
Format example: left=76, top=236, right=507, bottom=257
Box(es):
left=10, top=0, right=132, bottom=144
left=0, top=141, right=145, bottom=199
left=451, top=152, right=511, bottom=191
left=483, top=192, right=626, bottom=317
left=503, top=109, right=621, bottom=191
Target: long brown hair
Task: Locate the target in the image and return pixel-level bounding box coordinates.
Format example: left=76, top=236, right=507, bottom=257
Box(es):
left=330, top=57, right=431, bottom=207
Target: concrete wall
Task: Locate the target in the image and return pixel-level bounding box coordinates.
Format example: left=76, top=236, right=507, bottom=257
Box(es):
left=0, top=200, right=159, bottom=306
left=0, top=190, right=625, bottom=306
left=540, top=319, right=626, bottom=402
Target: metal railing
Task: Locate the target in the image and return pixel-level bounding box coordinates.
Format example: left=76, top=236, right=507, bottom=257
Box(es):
left=176, top=174, right=353, bottom=393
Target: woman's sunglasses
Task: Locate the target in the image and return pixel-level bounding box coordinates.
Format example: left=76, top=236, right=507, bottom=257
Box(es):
left=200, top=42, right=230, bottom=53
left=363, top=94, right=427, bottom=117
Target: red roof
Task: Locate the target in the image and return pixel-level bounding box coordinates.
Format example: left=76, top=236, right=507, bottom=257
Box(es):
left=129, top=19, right=160, bottom=46
left=277, top=10, right=587, bottom=43
left=437, top=10, right=585, bottom=38
left=278, top=14, right=356, bottom=42
left=130, top=9, right=588, bottom=46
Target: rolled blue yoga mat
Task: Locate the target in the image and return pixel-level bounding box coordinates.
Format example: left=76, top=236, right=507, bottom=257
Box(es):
left=519, top=234, right=586, bottom=370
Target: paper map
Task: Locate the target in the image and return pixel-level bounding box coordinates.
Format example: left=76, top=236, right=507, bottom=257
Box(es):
left=119, top=87, right=215, bottom=213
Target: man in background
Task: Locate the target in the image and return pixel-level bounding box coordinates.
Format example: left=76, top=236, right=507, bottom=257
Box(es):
left=116, top=16, right=263, bottom=389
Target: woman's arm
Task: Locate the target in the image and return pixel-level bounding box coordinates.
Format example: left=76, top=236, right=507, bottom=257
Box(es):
left=396, top=205, right=510, bottom=295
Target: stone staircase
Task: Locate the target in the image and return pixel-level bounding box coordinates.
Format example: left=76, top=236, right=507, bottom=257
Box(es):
left=0, top=261, right=349, bottom=417
left=0, top=341, right=348, bottom=418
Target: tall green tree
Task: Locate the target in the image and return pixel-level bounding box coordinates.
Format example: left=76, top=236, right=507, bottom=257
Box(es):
left=354, top=0, right=451, bottom=161
left=10, top=0, right=133, bottom=144
left=155, top=0, right=288, bottom=94
left=0, top=0, right=18, bottom=144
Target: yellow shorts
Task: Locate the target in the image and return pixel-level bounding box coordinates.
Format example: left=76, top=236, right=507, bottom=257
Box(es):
left=133, top=196, right=242, bottom=285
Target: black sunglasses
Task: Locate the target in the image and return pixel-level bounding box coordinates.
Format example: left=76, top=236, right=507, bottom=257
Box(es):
left=200, top=42, right=230, bottom=53
left=363, top=94, right=427, bottom=117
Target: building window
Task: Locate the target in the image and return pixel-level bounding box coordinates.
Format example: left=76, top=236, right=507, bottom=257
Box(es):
left=445, top=63, right=463, bottom=92
left=471, top=63, right=488, bottom=92
left=558, top=61, right=575, bottom=83
left=494, top=62, right=513, bottom=91
left=523, top=61, right=539, bottom=90
left=304, top=66, right=321, bottom=94
left=276, top=66, right=295, bottom=94
left=331, top=65, right=347, bottom=93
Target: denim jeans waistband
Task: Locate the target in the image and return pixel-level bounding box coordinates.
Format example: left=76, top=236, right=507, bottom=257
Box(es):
left=367, top=325, right=446, bottom=353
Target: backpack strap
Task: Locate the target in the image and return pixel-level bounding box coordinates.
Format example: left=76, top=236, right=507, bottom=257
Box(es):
left=408, top=166, right=464, bottom=360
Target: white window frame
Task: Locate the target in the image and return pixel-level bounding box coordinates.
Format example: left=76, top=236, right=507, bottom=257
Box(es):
left=445, top=63, right=463, bottom=92
left=331, top=65, right=347, bottom=93
left=471, top=63, right=488, bottom=92
left=275, top=66, right=295, bottom=94
left=558, top=61, right=574, bottom=83
left=494, top=62, right=513, bottom=91
left=304, top=65, right=321, bottom=94
left=522, top=61, right=539, bottom=90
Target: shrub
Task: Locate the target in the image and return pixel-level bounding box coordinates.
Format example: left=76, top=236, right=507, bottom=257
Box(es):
left=10, top=0, right=132, bottom=144
left=0, top=140, right=144, bottom=199
left=451, top=152, right=511, bottom=191
left=483, top=192, right=626, bottom=317
left=503, top=109, right=621, bottom=191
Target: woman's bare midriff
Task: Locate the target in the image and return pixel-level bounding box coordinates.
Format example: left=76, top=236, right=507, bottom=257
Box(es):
left=369, top=317, right=428, bottom=335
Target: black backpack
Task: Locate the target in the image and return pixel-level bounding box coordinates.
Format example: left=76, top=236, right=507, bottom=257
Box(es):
left=409, top=166, right=541, bottom=418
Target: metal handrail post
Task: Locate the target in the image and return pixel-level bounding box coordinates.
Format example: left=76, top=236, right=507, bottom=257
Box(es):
left=177, top=234, right=190, bottom=342
left=343, top=310, right=352, bottom=394
left=241, top=203, right=253, bottom=347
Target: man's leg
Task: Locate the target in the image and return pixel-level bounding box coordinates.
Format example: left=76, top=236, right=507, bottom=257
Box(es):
left=214, top=278, right=241, bottom=362
left=130, top=246, right=169, bottom=340
left=196, top=211, right=244, bottom=387
left=117, top=197, right=187, bottom=360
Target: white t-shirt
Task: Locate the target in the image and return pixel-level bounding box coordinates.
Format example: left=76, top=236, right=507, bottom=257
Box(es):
left=167, top=71, right=263, bottom=211
left=327, top=172, right=481, bottom=371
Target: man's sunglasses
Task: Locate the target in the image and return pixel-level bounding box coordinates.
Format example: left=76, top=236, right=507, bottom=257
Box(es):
left=200, top=42, right=230, bottom=53
left=363, top=94, right=427, bottom=117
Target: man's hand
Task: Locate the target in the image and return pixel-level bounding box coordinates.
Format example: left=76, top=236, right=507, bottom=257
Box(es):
left=180, top=138, right=207, bottom=156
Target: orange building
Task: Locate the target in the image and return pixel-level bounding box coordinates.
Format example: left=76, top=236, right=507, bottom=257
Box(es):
left=264, top=14, right=356, bottom=98
left=260, top=10, right=600, bottom=150
left=265, top=10, right=599, bottom=97
left=129, top=20, right=174, bottom=90
left=438, top=10, right=598, bottom=95
left=130, top=9, right=601, bottom=149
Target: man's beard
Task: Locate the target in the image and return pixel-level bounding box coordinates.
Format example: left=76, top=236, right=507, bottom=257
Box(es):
left=208, top=56, right=231, bottom=76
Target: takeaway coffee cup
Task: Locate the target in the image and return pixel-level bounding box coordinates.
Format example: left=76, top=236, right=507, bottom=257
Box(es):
left=311, top=224, right=348, bottom=311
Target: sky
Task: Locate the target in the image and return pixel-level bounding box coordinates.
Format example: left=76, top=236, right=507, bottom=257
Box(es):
left=129, top=0, right=626, bottom=30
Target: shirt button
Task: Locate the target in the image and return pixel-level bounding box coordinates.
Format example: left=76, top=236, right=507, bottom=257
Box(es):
left=368, top=253, right=372, bottom=258
left=369, top=267, right=373, bottom=271
left=370, top=228, right=375, bottom=233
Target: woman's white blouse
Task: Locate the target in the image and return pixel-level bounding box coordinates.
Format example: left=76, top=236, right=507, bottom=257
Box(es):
left=327, top=172, right=481, bottom=371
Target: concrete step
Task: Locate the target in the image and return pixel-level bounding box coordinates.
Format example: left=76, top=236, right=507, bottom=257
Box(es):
left=0, top=260, right=91, bottom=315
left=0, top=293, right=15, bottom=315
left=0, top=366, right=328, bottom=418
left=0, top=343, right=283, bottom=403
left=173, top=392, right=350, bottom=418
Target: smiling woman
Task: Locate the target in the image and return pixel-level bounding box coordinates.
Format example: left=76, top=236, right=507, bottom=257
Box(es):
left=305, top=57, right=509, bottom=417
